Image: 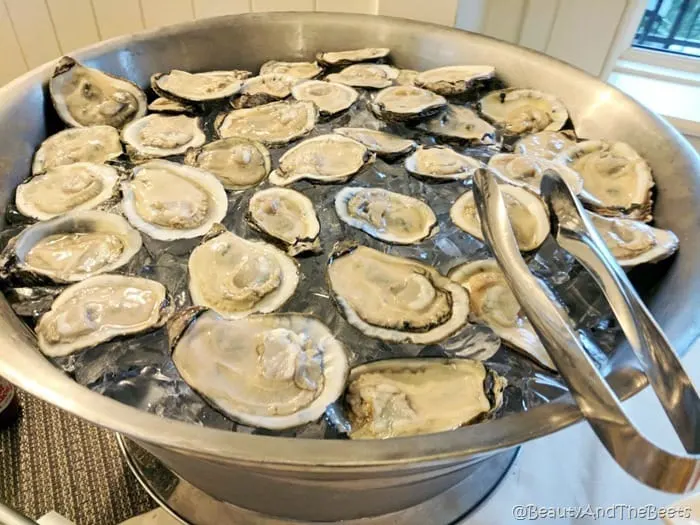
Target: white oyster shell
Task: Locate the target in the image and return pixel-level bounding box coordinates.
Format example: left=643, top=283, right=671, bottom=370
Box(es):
left=479, top=88, right=568, bottom=135
left=404, top=146, right=482, bottom=181
left=370, top=86, right=447, bottom=121
left=316, top=47, right=390, bottom=66
left=418, top=105, right=496, bottom=144
left=488, top=153, right=584, bottom=195
left=259, top=60, right=323, bottom=80
left=121, top=114, right=206, bottom=158
left=395, top=69, right=418, bottom=86
left=333, top=128, right=415, bottom=159
left=32, top=126, right=122, bottom=174
left=325, top=64, right=399, bottom=89
left=151, top=70, right=246, bottom=102
left=415, top=65, right=495, bottom=96
left=147, top=97, right=193, bottom=115
left=232, top=74, right=298, bottom=108
left=291, top=80, right=358, bottom=115
left=513, top=130, right=577, bottom=160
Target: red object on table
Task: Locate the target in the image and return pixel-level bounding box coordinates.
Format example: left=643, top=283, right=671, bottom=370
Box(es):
left=0, top=377, right=19, bottom=429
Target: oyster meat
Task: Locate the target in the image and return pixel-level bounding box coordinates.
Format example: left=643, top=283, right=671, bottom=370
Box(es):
left=215, top=100, right=318, bottom=146
left=327, top=243, right=470, bottom=343
left=345, top=358, right=506, bottom=439
left=171, top=311, right=348, bottom=429
left=15, top=163, right=120, bottom=220
left=370, top=86, right=447, bottom=121
left=418, top=105, right=496, bottom=144
left=151, top=70, right=246, bottom=103
left=316, top=47, right=390, bottom=67
left=121, top=160, right=228, bottom=240
left=50, top=56, right=147, bottom=129
left=147, top=97, right=194, bottom=115
left=479, top=88, right=568, bottom=135
left=232, top=74, right=298, bottom=109
left=247, top=188, right=321, bottom=256
left=325, top=64, right=399, bottom=89
left=333, top=128, right=415, bottom=159
left=513, top=130, right=577, bottom=160
left=334, top=187, right=437, bottom=244
left=188, top=231, right=299, bottom=318
left=36, top=274, right=171, bottom=357
left=269, top=134, right=372, bottom=186
left=122, top=114, right=206, bottom=158
left=488, top=153, right=584, bottom=195
left=259, top=60, right=323, bottom=80
left=395, top=69, right=418, bottom=86
left=32, top=126, right=122, bottom=174
left=404, top=146, right=481, bottom=181
left=291, top=80, right=358, bottom=116
left=415, top=65, right=495, bottom=96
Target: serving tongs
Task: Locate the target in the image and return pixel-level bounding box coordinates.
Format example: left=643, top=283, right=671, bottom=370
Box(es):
left=472, top=168, right=700, bottom=493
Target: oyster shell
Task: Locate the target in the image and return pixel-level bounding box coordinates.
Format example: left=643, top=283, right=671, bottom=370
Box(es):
left=327, top=243, right=470, bottom=343
left=555, top=140, right=654, bottom=221
left=147, top=97, right=195, bottom=115
left=395, top=69, right=418, bottom=86
left=488, top=153, right=584, bottom=195
left=50, top=56, right=147, bottom=129
left=479, top=88, right=568, bottom=135
left=121, top=114, right=206, bottom=159
left=188, top=231, right=299, bottom=318
left=345, top=358, right=506, bottom=439
left=259, top=60, right=323, bottom=80
left=36, top=274, right=172, bottom=357
left=325, top=64, right=399, bottom=89
left=32, top=126, right=122, bottom=174
left=1, top=210, right=142, bottom=284
left=15, top=163, right=120, bottom=221
left=333, top=128, right=415, bottom=159
left=151, top=70, right=246, bottom=103
left=269, top=134, right=372, bottom=186
left=215, top=100, right=318, bottom=146
left=316, top=47, right=390, bottom=67
left=334, top=187, right=437, bottom=244
left=184, top=137, right=270, bottom=191
left=170, top=310, right=348, bottom=429
left=291, top=80, right=358, bottom=116
left=449, top=259, right=555, bottom=370
left=232, top=74, right=298, bottom=109
left=418, top=105, right=496, bottom=144
left=370, top=86, right=447, bottom=122
left=513, top=130, right=577, bottom=160
left=404, top=146, right=481, bottom=181
left=247, top=188, right=321, bottom=256
left=415, top=65, right=495, bottom=96
left=121, top=160, right=228, bottom=240
left=450, top=185, right=549, bottom=251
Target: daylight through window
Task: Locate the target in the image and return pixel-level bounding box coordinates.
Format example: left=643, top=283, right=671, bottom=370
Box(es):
left=634, top=0, right=700, bottom=57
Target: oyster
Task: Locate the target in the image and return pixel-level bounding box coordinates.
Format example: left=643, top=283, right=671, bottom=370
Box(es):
left=335, top=187, right=437, bottom=244
left=259, top=60, right=323, bottom=80
left=488, top=153, right=584, bottom=195
left=188, top=231, right=299, bottom=318
left=121, top=160, right=228, bottom=240
left=555, top=140, right=654, bottom=221
left=291, top=80, right=358, bottom=116
left=513, top=130, right=577, bottom=160
left=415, top=65, right=495, bottom=96
left=395, top=69, right=418, bottom=86
left=32, top=126, right=122, bottom=174
left=170, top=311, right=348, bottom=429
left=50, top=56, right=147, bottom=129
left=15, top=163, right=120, bottom=221
left=345, top=358, right=506, bottom=439
left=184, top=137, right=271, bottom=191
left=370, top=86, right=447, bottom=122
left=147, top=97, right=195, bottom=115
left=316, top=47, right=390, bottom=67
left=151, top=70, right=246, bottom=103
left=588, top=212, right=678, bottom=268
left=1, top=210, right=142, bottom=283
left=325, top=64, right=399, bottom=89
left=232, top=74, right=297, bottom=109
left=121, top=114, right=206, bottom=159
left=450, top=185, right=549, bottom=251
left=327, top=243, right=469, bottom=343
left=247, top=188, right=321, bottom=256
left=269, top=134, right=372, bottom=186
left=418, top=105, right=496, bottom=144
left=333, top=128, right=414, bottom=160
left=36, top=274, right=171, bottom=357
left=404, top=146, right=481, bottom=181
left=215, top=100, right=317, bottom=146
left=479, top=88, right=568, bottom=135
left=449, top=259, right=555, bottom=370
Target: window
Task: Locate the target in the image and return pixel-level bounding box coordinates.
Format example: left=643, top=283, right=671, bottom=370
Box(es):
left=633, top=0, right=699, bottom=57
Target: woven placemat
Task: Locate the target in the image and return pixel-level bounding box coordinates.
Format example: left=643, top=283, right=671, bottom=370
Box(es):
left=0, top=390, right=156, bottom=525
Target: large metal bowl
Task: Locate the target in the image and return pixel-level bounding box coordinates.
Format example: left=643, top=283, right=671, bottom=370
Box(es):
left=1, top=12, right=699, bottom=522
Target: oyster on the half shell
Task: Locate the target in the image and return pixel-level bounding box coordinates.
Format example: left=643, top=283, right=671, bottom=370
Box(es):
left=316, top=47, right=390, bottom=67
left=513, top=130, right=577, bottom=160
left=333, top=128, right=415, bottom=160
left=418, top=105, right=496, bottom=144
left=232, top=74, right=298, bottom=109
left=121, top=114, right=206, bottom=158
left=32, top=126, right=122, bottom=174
left=147, top=97, right=195, bottom=115
left=404, top=146, right=481, bottom=181
left=259, top=60, right=323, bottom=80
left=479, top=88, right=568, bottom=135
left=291, top=80, right=359, bottom=116
left=325, top=64, right=399, bottom=89
left=370, top=86, right=447, bottom=122
left=151, top=70, right=246, bottom=103
left=488, top=153, right=584, bottom=195
left=415, top=65, right=495, bottom=96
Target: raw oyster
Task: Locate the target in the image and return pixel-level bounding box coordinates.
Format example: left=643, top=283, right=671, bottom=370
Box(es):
left=370, top=86, right=447, bottom=121
left=415, top=65, right=495, bottom=96
left=215, top=100, right=318, bottom=146
left=513, top=130, right=577, bottom=160
left=36, top=274, right=172, bottom=357
left=247, top=187, right=321, bottom=256
left=147, top=97, right=195, bottom=115
left=333, top=128, right=415, bottom=159
left=395, top=69, right=418, bottom=86
left=555, top=140, right=654, bottom=221
left=259, top=60, right=323, bottom=80
left=488, top=153, right=584, bottom=195
left=232, top=74, right=297, bottom=109
left=188, top=231, right=299, bottom=318
left=334, top=187, right=437, bottom=244
left=404, top=146, right=481, bottom=181
left=345, top=358, right=506, bottom=439
left=15, top=163, right=120, bottom=220
left=291, top=80, right=358, bottom=116
left=269, top=134, right=372, bottom=186
left=170, top=310, right=348, bottom=429
left=1, top=210, right=142, bottom=284
left=121, top=160, right=228, bottom=240
left=151, top=70, right=246, bottom=103
left=479, top=88, right=568, bottom=135
left=316, top=47, right=390, bottom=67
left=121, top=114, right=206, bottom=158
left=450, top=185, right=549, bottom=251
left=449, top=259, right=555, bottom=370
left=325, top=64, right=399, bottom=89
left=418, top=105, right=496, bottom=144
left=184, top=137, right=271, bottom=191
left=327, top=243, right=470, bottom=343
left=32, top=126, right=122, bottom=174
left=50, top=56, right=147, bottom=129
left=588, top=212, right=678, bottom=268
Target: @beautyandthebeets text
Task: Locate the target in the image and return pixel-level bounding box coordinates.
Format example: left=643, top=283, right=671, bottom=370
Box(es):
left=512, top=504, right=691, bottom=521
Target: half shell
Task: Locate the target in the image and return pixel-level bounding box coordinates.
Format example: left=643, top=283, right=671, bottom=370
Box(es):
left=32, top=126, right=122, bottom=174
left=316, top=47, right=390, bottom=67
left=418, top=105, right=496, bottom=144
left=147, top=97, right=195, bottom=115
left=479, top=88, right=568, bottom=135
left=291, top=80, right=358, bottom=116
left=325, top=64, right=399, bottom=89
left=488, top=153, right=584, bottom=195
left=151, top=70, right=246, bottom=103
left=333, top=128, right=415, bottom=159
left=513, top=130, right=577, bottom=160
left=121, top=114, right=206, bottom=159
left=259, top=60, right=323, bottom=80
left=370, top=86, right=447, bottom=121
left=404, top=146, right=481, bottom=181
left=395, top=69, right=418, bottom=86
left=232, top=74, right=297, bottom=109
left=415, top=65, right=495, bottom=96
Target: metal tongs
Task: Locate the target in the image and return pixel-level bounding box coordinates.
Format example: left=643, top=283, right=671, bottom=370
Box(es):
left=472, top=168, right=700, bottom=493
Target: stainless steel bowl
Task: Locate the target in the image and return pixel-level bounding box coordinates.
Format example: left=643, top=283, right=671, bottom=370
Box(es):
left=1, top=13, right=699, bottom=522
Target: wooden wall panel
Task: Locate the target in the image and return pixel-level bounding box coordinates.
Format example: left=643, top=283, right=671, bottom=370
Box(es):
left=4, top=0, right=61, bottom=67
left=0, top=0, right=27, bottom=85
left=47, top=0, right=101, bottom=53
left=140, top=0, right=194, bottom=29
left=519, top=0, right=559, bottom=52
left=194, top=0, right=251, bottom=18
left=91, top=0, right=145, bottom=39
left=377, top=0, right=459, bottom=26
